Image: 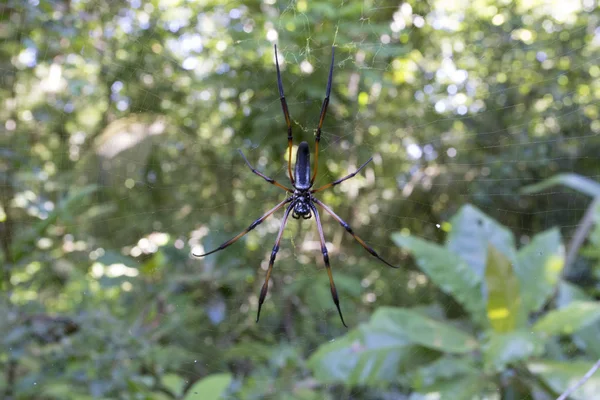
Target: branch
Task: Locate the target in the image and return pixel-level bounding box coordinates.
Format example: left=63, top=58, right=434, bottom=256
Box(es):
left=564, top=197, right=600, bottom=275
left=556, top=358, right=600, bottom=400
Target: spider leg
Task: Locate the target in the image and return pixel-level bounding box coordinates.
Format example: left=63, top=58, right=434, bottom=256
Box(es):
left=311, top=157, right=373, bottom=194
left=310, top=203, right=347, bottom=327
left=257, top=202, right=294, bottom=322
left=238, top=149, right=293, bottom=192
left=314, top=199, right=398, bottom=269
left=192, top=198, right=292, bottom=257
left=310, top=46, right=335, bottom=186
left=274, top=44, right=295, bottom=185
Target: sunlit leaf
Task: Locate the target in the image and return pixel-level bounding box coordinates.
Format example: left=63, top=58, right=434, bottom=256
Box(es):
left=533, top=301, right=600, bottom=336
left=485, top=245, right=523, bottom=332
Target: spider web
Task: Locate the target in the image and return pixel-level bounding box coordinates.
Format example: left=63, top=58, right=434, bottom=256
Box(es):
left=4, top=0, right=600, bottom=397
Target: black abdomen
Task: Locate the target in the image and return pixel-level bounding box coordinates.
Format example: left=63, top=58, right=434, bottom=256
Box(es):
left=294, top=141, right=311, bottom=190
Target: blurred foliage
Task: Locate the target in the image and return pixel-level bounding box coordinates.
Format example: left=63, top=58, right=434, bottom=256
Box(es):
left=1, top=0, right=600, bottom=398
left=309, top=204, right=600, bottom=398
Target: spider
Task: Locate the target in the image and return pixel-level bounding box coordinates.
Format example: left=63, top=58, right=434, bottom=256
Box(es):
left=193, top=44, right=397, bottom=327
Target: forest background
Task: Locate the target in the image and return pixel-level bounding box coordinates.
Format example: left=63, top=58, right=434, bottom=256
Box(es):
left=2, top=0, right=600, bottom=399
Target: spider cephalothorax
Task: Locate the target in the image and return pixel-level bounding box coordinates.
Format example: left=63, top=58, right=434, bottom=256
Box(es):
left=292, top=191, right=312, bottom=219
left=194, top=44, right=397, bottom=327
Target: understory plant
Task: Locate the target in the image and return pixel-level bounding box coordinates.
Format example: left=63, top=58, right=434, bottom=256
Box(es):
left=307, top=203, right=600, bottom=399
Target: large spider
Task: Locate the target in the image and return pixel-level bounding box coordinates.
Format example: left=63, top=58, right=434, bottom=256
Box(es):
left=194, top=45, right=397, bottom=327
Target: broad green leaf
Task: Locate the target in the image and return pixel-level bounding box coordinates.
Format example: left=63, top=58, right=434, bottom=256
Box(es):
left=557, top=282, right=600, bottom=358
left=392, top=234, right=486, bottom=326
left=371, top=308, right=478, bottom=353
left=515, top=228, right=564, bottom=314
left=307, top=328, right=405, bottom=385
left=582, top=200, right=600, bottom=273
left=528, top=360, right=600, bottom=400
left=308, top=306, right=477, bottom=386
left=409, top=374, right=494, bottom=400
left=163, top=374, right=186, bottom=397
left=485, top=245, right=523, bottom=332
left=533, top=301, right=600, bottom=336
left=183, top=373, right=232, bottom=400
left=557, top=281, right=590, bottom=306
left=307, top=324, right=435, bottom=385
left=521, top=173, right=600, bottom=198
left=483, top=330, right=544, bottom=372
left=412, top=356, right=478, bottom=389
left=446, top=204, right=517, bottom=278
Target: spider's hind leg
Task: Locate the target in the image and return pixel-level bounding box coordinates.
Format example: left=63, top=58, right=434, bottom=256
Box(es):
left=309, top=204, right=348, bottom=327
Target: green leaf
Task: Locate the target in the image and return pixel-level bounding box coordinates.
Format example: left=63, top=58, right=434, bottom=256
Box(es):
left=528, top=360, right=600, bottom=400
left=371, top=308, right=478, bottom=353
left=483, top=330, right=544, bottom=372
left=392, top=234, right=486, bottom=326
left=307, top=307, right=476, bottom=386
left=485, top=245, right=523, bottom=332
left=557, top=281, right=590, bottom=306
left=42, top=383, right=94, bottom=399
left=557, top=283, right=600, bottom=358
left=162, top=374, right=186, bottom=397
left=446, top=204, right=517, bottom=278
left=412, top=356, right=478, bottom=389
left=515, top=228, right=564, bottom=314
left=533, top=301, right=600, bottom=336
left=409, top=374, right=494, bottom=400
left=307, top=323, right=435, bottom=385
left=183, top=373, right=232, bottom=400
left=521, top=173, right=600, bottom=197
left=307, top=328, right=401, bottom=385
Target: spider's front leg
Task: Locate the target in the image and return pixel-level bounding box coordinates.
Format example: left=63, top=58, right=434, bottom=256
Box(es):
left=238, top=149, right=293, bottom=192
left=274, top=44, right=295, bottom=185
left=314, top=198, right=398, bottom=269
left=192, top=198, right=292, bottom=257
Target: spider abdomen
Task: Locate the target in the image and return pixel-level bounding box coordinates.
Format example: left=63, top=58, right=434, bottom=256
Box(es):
left=294, top=141, right=311, bottom=190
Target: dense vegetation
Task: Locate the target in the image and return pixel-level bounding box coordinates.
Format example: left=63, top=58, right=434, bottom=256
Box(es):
left=2, top=0, right=600, bottom=399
